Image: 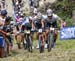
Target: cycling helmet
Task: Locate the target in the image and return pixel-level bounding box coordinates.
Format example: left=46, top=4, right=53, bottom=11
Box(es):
left=29, top=16, right=33, bottom=20
left=47, top=9, right=53, bottom=16
left=34, top=8, right=37, bottom=14
left=37, top=12, right=42, bottom=19
left=1, top=10, right=7, bottom=16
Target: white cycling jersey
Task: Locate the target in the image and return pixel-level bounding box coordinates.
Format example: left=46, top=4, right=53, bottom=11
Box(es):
left=43, top=13, right=61, bottom=22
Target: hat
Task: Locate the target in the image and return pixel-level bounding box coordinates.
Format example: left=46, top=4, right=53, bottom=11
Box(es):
left=1, top=10, right=7, bottom=16
left=5, top=16, right=11, bottom=22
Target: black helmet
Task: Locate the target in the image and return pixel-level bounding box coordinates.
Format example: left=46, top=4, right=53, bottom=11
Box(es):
left=1, top=10, right=7, bottom=16
left=5, top=16, right=11, bottom=22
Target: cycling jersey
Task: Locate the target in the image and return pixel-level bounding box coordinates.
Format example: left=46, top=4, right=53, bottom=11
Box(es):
left=45, top=14, right=61, bottom=28
left=34, top=18, right=42, bottom=29
left=21, top=17, right=32, bottom=30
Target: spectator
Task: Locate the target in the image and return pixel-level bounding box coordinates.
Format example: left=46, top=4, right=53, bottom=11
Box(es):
left=61, top=19, right=66, bottom=28
left=0, top=10, right=7, bottom=25
left=1, top=0, right=5, bottom=8
left=29, top=0, right=34, bottom=7
left=0, top=10, right=7, bottom=58
left=3, top=16, right=13, bottom=56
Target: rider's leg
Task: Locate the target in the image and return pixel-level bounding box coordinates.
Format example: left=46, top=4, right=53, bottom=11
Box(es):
left=23, top=34, right=27, bottom=49
left=45, top=29, right=49, bottom=43
left=43, top=32, right=46, bottom=41
left=16, top=35, right=21, bottom=49
left=31, top=32, right=34, bottom=49
left=36, top=32, right=39, bottom=48
left=20, top=33, right=24, bottom=46
left=41, top=33, right=45, bottom=46
left=21, top=33, right=26, bottom=49
left=53, top=30, right=58, bottom=48
left=44, top=29, right=49, bottom=48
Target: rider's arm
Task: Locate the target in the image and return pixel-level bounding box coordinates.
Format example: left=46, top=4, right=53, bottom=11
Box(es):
left=41, top=19, right=44, bottom=28
left=53, top=14, right=63, bottom=28
left=32, top=21, right=35, bottom=29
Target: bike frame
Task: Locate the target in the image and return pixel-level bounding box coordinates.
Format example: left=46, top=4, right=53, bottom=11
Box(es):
left=24, top=30, right=32, bottom=52
left=47, top=27, right=55, bottom=51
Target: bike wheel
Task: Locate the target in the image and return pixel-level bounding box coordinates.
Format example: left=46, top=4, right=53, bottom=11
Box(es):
left=51, top=33, right=54, bottom=48
left=27, top=35, right=32, bottom=53
left=29, top=36, right=33, bottom=52
left=48, top=32, right=52, bottom=52
left=23, top=38, right=27, bottom=50
left=39, top=35, right=44, bottom=53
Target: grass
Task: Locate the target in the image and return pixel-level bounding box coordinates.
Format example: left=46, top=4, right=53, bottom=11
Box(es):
left=56, top=34, right=75, bottom=50
left=0, top=33, right=75, bottom=61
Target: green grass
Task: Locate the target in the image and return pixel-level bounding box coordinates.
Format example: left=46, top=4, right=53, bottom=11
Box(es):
left=56, top=34, right=75, bottom=50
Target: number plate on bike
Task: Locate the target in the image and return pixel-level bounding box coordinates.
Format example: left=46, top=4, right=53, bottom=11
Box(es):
left=17, top=31, right=19, bottom=34
left=50, top=28, right=54, bottom=31
left=38, top=29, right=42, bottom=33
left=24, top=30, right=30, bottom=34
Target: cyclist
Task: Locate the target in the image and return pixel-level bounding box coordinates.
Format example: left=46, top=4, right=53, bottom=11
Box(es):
left=28, top=16, right=35, bottom=49
left=21, top=17, right=32, bottom=49
left=44, top=9, right=62, bottom=48
left=60, top=18, right=66, bottom=29
left=15, top=22, right=23, bottom=49
left=3, top=16, right=13, bottom=56
left=33, top=12, right=44, bottom=48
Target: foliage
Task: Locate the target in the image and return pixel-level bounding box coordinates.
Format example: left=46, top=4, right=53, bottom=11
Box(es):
left=54, top=0, right=74, bottom=27
left=54, top=0, right=73, bottom=18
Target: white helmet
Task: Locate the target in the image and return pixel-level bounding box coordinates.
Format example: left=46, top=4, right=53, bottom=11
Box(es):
left=47, top=9, right=53, bottom=16
left=37, top=12, right=42, bottom=19
left=29, top=16, right=33, bottom=20
left=33, top=8, right=38, bottom=14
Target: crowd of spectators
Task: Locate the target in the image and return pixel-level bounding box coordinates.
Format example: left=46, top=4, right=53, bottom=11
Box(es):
left=0, top=0, right=6, bottom=11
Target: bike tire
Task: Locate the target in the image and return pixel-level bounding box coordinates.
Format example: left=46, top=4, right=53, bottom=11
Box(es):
left=48, top=32, right=52, bottom=52
left=23, top=38, right=27, bottom=50
left=39, top=35, right=44, bottom=53
left=29, top=36, right=33, bottom=52
left=26, top=35, right=32, bottom=53
left=51, top=32, right=54, bottom=48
